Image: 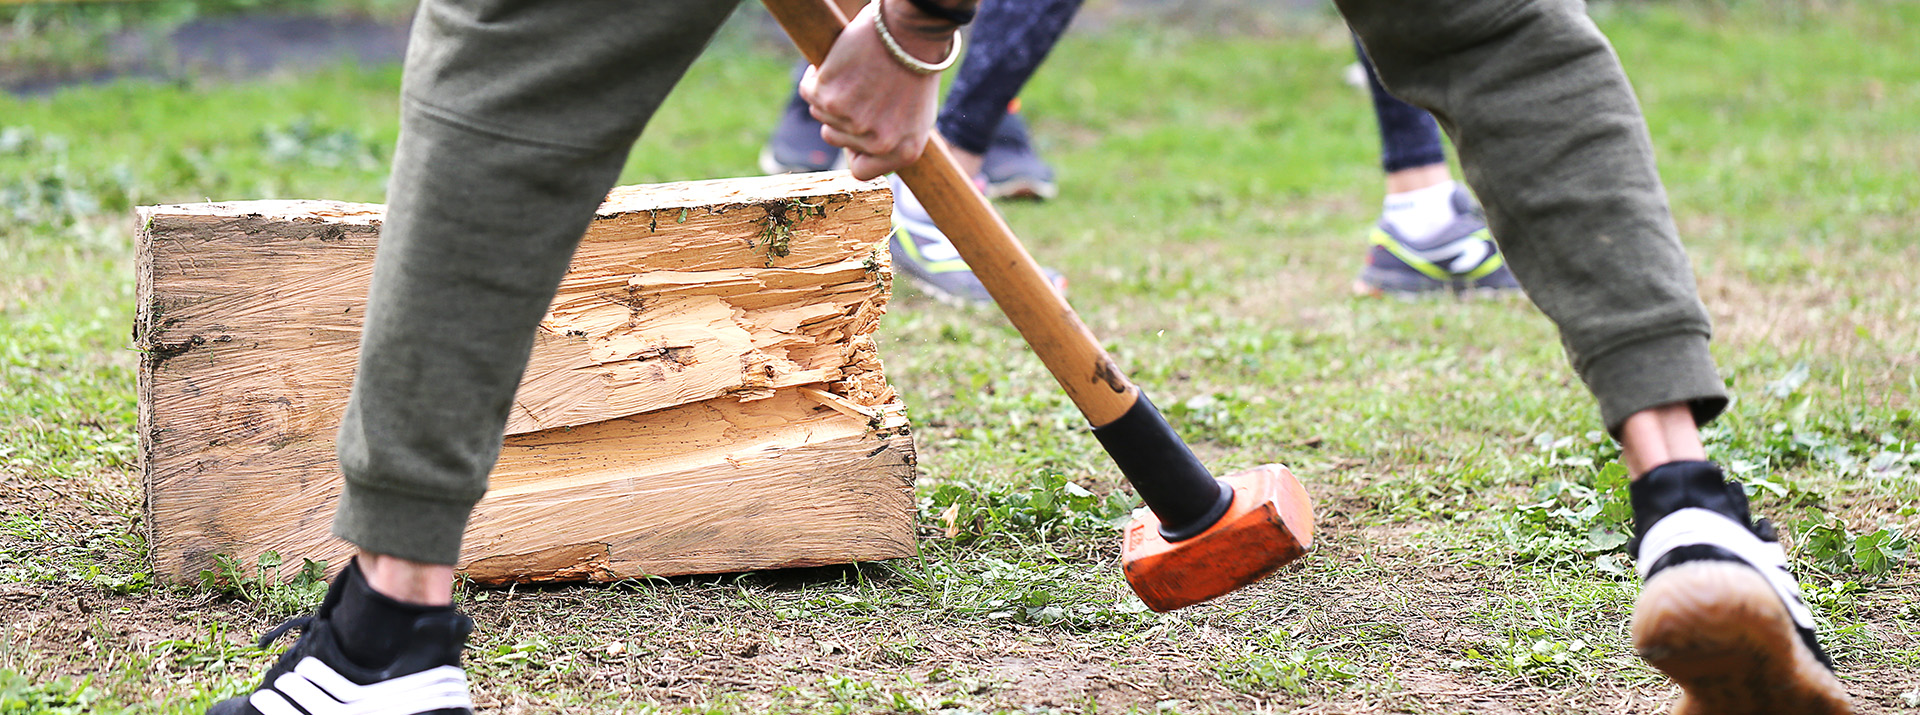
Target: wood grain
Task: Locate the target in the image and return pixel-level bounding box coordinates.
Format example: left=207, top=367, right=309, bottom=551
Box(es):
left=135, top=173, right=917, bottom=583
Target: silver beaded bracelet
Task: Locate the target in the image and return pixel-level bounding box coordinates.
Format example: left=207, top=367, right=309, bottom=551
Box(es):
left=871, top=0, right=962, bottom=75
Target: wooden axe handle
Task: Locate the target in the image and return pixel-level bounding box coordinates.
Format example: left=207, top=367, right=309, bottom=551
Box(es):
left=759, top=0, right=1141, bottom=427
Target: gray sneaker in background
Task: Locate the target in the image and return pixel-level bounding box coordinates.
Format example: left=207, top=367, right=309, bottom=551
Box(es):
left=981, top=112, right=1058, bottom=201
left=1353, top=187, right=1521, bottom=298
left=758, top=94, right=845, bottom=175
left=889, top=175, right=1067, bottom=307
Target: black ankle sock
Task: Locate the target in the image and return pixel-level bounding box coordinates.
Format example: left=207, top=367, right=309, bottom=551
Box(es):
left=329, top=560, right=455, bottom=670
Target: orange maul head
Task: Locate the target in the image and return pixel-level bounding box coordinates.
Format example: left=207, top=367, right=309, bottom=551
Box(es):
left=1120, top=464, right=1314, bottom=612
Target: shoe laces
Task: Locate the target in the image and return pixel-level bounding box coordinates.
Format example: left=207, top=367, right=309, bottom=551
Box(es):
left=256, top=615, right=315, bottom=649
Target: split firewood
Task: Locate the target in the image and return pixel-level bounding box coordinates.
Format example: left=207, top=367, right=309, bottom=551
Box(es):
left=135, top=173, right=915, bottom=584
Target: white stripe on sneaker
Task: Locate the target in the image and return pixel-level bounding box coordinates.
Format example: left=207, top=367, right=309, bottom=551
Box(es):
left=1401, top=234, right=1490, bottom=267
left=1440, top=238, right=1493, bottom=274
left=249, top=657, right=471, bottom=715
left=249, top=690, right=306, bottom=715
left=1637, top=507, right=1816, bottom=631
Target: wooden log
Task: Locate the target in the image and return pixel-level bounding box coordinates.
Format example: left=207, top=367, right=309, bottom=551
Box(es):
left=134, top=173, right=915, bottom=585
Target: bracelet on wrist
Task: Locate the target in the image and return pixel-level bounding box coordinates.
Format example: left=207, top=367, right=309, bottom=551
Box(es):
left=871, top=0, right=962, bottom=75
left=903, top=0, right=975, bottom=26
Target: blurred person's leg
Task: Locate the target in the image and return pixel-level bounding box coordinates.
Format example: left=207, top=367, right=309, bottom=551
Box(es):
left=762, top=0, right=1080, bottom=195
left=888, top=0, right=1079, bottom=305
left=1337, top=1, right=1851, bottom=712
left=762, top=61, right=849, bottom=174
left=932, top=0, right=1080, bottom=194
left=978, top=108, right=1054, bottom=200
left=760, top=0, right=1079, bottom=305
left=209, top=0, right=743, bottom=713
left=1352, top=40, right=1518, bottom=297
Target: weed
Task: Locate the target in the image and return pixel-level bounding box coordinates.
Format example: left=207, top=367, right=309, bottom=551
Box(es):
left=1502, top=460, right=1634, bottom=570
left=893, top=552, right=1150, bottom=629
left=1530, top=430, right=1623, bottom=472
left=1160, top=392, right=1288, bottom=448
left=0, top=527, right=149, bottom=593
left=1704, top=364, right=1914, bottom=488
left=1463, top=629, right=1599, bottom=685
left=1214, top=630, right=1359, bottom=695
left=1865, top=447, right=1920, bottom=481
left=0, top=671, right=111, bottom=714
left=1, top=167, right=102, bottom=227
left=922, top=470, right=1133, bottom=545
left=152, top=621, right=273, bottom=681
left=0, top=491, right=147, bottom=592
left=1800, top=577, right=1865, bottom=623
left=196, top=551, right=329, bottom=618
left=0, top=127, right=65, bottom=156
left=1799, top=516, right=1911, bottom=578
left=481, top=636, right=569, bottom=672
left=258, top=117, right=383, bottom=170
left=1359, top=459, right=1508, bottom=523
left=0, top=128, right=138, bottom=230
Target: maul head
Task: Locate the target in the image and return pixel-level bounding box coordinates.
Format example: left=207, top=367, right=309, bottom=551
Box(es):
left=1120, top=463, right=1314, bottom=612
left=1090, top=394, right=1316, bottom=610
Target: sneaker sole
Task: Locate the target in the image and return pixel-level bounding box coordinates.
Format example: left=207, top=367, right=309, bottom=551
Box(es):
left=984, top=177, right=1058, bottom=202
left=1350, top=278, right=1520, bottom=301
left=895, top=268, right=987, bottom=309
left=1633, top=561, right=1853, bottom=715
left=1351, top=277, right=1445, bottom=301
left=758, top=145, right=844, bottom=176
left=899, top=271, right=1070, bottom=310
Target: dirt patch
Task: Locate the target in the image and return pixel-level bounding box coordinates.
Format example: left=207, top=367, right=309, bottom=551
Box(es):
left=436, top=580, right=1242, bottom=713
left=5, top=460, right=1914, bottom=712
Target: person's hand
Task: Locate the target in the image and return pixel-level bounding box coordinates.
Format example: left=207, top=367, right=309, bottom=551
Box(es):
left=799, top=0, right=956, bottom=180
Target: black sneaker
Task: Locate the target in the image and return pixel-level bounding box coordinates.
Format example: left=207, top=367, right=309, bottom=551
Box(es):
left=888, top=174, right=1066, bottom=307
left=1629, top=461, right=1853, bottom=715
left=1352, top=187, right=1520, bottom=298
left=758, top=92, right=845, bottom=175
left=208, top=561, right=474, bottom=715
left=980, top=112, right=1058, bottom=201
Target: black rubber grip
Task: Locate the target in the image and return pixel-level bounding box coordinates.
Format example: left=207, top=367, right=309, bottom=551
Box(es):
left=1091, top=393, right=1235, bottom=541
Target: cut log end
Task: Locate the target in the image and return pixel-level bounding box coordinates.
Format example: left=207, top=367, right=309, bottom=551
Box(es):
left=139, top=173, right=913, bottom=585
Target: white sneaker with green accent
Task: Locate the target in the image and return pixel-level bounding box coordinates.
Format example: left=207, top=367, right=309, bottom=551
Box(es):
left=888, top=175, right=1065, bottom=307
left=1353, top=187, right=1520, bottom=298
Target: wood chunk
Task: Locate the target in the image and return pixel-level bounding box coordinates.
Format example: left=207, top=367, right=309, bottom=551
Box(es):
left=134, top=173, right=914, bottom=584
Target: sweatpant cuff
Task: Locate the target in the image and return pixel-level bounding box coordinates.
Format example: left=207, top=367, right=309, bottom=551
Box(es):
left=1582, top=332, right=1729, bottom=437
left=331, top=483, right=476, bottom=566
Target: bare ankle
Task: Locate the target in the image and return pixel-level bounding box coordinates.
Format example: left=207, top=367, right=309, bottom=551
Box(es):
left=356, top=550, right=456, bottom=607
left=1619, top=403, right=1707, bottom=478
left=1384, top=163, right=1452, bottom=195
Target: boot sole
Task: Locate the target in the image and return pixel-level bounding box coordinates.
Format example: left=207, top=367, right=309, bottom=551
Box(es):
left=1633, top=561, right=1852, bottom=715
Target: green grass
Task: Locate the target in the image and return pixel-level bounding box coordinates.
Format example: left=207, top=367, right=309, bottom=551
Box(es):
left=2, top=1, right=1917, bottom=712
left=1, top=0, right=419, bottom=87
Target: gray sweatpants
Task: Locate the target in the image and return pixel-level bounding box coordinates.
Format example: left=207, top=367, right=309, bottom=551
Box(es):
left=334, top=0, right=1726, bottom=564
